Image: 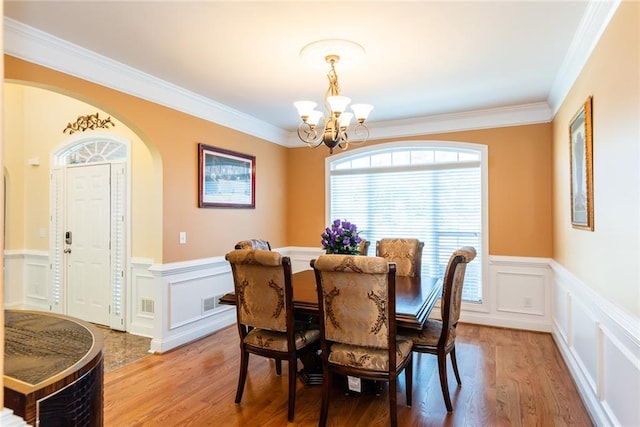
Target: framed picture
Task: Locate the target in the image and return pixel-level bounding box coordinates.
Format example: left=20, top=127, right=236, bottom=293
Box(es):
left=569, top=96, right=593, bottom=230
left=198, top=143, right=255, bottom=208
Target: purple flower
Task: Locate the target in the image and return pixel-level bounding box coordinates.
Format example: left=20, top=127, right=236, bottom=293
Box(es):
left=321, top=218, right=363, bottom=255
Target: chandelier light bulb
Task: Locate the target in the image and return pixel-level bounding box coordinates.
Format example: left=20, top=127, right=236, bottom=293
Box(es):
left=339, top=112, right=353, bottom=129
left=327, top=96, right=351, bottom=114
left=307, top=110, right=323, bottom=126
left=351, top=104, right=374, bottom=123
left=294, top=101, right=317, bottom=120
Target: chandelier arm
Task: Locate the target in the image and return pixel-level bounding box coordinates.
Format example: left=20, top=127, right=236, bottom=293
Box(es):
left=297, top=122, right=323, bottom=146
left=307, top=139, right=325, bottom=149
left=324, top=90, right=332, bottom=115
left=337, top=129, right=350, bottom=150
left=350, top=123, right=370, bottom=144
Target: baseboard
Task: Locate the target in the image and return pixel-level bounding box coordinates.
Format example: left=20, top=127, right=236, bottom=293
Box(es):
left=150, top=307, right=235, bottom=354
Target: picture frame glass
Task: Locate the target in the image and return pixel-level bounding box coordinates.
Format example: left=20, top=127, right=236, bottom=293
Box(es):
left=198, top=143, right=255, bottom=208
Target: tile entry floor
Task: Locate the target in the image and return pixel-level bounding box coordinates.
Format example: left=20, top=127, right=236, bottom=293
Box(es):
left=96, top=325, right=152, bottom=372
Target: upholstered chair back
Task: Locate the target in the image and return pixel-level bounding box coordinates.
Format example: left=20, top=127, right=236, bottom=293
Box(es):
left=312, top=254, right=394, bottom=349
left=376, top=238, right=424, bottom=277
left=441, top=246, right=477, bottom=330
left=358, top=239, right=371, bottom=256
left=234, top=239, right=272, bottom=251
left=226, top=249, right=289, bottom=333
left=312, top=255, right=413, bottom=426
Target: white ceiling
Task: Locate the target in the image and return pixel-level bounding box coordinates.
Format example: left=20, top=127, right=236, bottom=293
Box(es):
left=3, top=1, right=618, bottom=145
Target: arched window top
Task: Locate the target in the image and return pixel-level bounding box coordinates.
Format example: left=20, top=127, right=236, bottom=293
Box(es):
left=331, top=144, right=481, bottom=171
left=57, top=138, right=127, bottom=165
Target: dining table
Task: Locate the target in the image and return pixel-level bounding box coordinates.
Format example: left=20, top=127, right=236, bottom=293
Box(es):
left=218, top=268, right=442, bottom=385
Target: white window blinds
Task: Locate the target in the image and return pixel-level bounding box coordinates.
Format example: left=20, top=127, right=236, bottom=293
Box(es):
left=328, top=144, right=484, bottom=303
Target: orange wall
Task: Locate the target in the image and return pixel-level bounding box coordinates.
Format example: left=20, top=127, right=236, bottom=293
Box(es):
left=551, top=1, right=639, bottom=316
left=5, top=56, right=554, bottom=262
left=5, top=56, right=287, bottom=263
left=287, top=123, right=553, bottom=257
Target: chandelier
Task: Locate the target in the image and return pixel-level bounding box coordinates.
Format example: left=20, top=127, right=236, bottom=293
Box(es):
left=294, top=40, right=373, bottom=154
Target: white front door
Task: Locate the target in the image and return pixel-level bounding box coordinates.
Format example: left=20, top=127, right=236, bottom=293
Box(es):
left=66, top=164, right=111, bottom=326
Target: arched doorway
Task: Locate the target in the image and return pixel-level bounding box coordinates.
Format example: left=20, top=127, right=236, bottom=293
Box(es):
left=50, top=133, right=130, bottom=330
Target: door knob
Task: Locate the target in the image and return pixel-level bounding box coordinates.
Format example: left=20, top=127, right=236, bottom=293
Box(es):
left=64, top=248, right=72, bottom=254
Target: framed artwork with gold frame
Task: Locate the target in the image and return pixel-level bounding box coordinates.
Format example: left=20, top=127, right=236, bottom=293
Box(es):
left=569, top=96, right=594, bottom=230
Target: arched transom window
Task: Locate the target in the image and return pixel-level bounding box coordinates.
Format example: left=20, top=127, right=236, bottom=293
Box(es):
left=58, top=139, right=127, bottom=165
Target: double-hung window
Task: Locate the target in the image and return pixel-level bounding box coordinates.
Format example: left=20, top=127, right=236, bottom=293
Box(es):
left=327, top=141, right=487, bottom=303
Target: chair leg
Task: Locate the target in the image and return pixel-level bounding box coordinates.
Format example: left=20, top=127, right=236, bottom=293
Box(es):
left=235, top=350, right=249, bottom=403
left=450, top=346, right=462, bottom=386
left=405, top=355, right=413, bottom=407
left=287, top=357, right=296, bottom=421
left=389, top=377, right=398, bottom=427
left=437, top=351, right=453, bottom=412
left=319, top=367, right=332, bottom=427
left=275, top=359, right=282, bottom=375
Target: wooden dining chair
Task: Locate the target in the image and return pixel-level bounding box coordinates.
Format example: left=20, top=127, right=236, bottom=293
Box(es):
left=225, top=249, right=320, bottom=422
left=358, top=238, right=370, bottom=255
left=399, top=246, right=476, bottom=412
left=234, top=238, right=272, bottom=251
left=311, top=254, right=413, bottom=427
left=376, top=238, right=424, bottom=277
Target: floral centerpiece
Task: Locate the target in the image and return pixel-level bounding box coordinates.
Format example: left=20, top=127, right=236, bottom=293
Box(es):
left=321, top=219, right=362, bottom=255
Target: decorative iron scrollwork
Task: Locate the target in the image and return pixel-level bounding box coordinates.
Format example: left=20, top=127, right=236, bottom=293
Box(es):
left=63, top=113, right=115, bottom=134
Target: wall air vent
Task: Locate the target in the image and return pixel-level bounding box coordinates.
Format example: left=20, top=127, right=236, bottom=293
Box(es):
left=141, top=298, right=155, bottom=314
left=202, top=296, right=217, bottom=314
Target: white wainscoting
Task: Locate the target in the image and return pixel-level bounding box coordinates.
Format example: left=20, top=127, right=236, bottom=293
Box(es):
left=129, top=258, right=156, bottom=338
left=461, top=255, right=554, bottom=332
left=551, top=261, right=640, bottom=427
left=146, top=256, right=236, bottom=353
left=4, top=249, right=50, bottom=311
left=5, top=248, right=638, bottom=427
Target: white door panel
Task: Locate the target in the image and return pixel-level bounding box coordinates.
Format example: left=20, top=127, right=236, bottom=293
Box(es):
left=66, top=164, right=111, bottom=325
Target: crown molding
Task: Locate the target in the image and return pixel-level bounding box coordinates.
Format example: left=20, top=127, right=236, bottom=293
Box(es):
left=285, top=102, right=553, bottom=148
left=3, top=18, right=289, bottom=145
left=284, top=101, right=552, bottom=148
left=4, top=0, right=618, bottom=147
left=547, top=0, right=621, bottom=116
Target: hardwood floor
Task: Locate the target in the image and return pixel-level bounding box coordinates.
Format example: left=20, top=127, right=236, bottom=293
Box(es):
left=104, top=323, right=592, bottom=426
